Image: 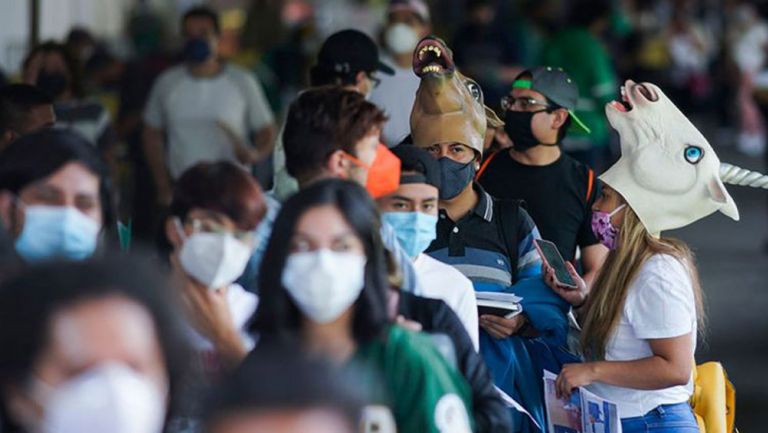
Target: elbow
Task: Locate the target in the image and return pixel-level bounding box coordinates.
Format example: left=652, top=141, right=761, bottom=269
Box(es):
left=667, top=364, right=692, bottom=387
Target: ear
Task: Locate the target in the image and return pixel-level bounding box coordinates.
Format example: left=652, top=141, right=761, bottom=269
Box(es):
left=326, top=150, right=349, bottom=179
left=164, top=217, right=184, bottom=250
left=551, top=109, right=569, bottom=130
left=708, top=178, right=739, bottom=220
left=0, top=191, right=15, bottom=233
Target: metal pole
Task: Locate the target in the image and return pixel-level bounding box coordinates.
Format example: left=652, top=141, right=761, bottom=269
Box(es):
left=29, top=0, right=40, bottom=49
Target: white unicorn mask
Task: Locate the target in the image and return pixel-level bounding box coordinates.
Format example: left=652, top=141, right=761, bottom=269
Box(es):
left=601, top=80, right=768, bottom=235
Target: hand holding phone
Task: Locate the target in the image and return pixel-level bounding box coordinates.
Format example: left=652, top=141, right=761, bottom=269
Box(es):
left=534, top=239, right=577, bottom=289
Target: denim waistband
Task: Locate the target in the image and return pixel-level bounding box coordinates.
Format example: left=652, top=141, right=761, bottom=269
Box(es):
left=645, top=402, right=694, bottom=417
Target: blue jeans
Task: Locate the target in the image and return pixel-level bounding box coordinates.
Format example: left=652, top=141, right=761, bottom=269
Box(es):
left=621, top=403, right=700, bottom=433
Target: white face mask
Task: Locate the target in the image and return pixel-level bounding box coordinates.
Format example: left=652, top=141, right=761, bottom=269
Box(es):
left=385, top=23, right=420, bottom=55
left=281, top=249, right=367, bottom=324
left=176, top=219, right=252, bottom=289
left=36, top=363, right=167, bottom=433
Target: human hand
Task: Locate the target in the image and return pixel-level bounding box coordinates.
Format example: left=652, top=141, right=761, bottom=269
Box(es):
left=542, top=261, right=588, bottom=308
left=179, top=280, right=246, bottom=365
left=480, top=314, right=526, bottom=339
left=556, top=363, right=598, bottom=399
left=217, top=120, right=258, bottom=164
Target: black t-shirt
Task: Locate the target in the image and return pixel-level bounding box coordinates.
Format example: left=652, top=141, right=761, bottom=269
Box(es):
left=478, top=150, right=599, bottom=261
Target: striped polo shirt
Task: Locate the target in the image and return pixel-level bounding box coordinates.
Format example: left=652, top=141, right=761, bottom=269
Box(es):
left=426, top=183, right=543, bottom=294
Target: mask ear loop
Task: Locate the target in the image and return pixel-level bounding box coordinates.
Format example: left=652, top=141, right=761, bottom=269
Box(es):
left=608, top=203, right=627, bottom=218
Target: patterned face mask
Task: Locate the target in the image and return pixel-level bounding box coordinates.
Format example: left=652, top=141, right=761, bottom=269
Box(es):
left=591, top=204, right=626, bottom=250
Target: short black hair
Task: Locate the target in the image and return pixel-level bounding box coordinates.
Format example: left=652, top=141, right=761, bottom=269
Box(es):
left=0, top=128, right=114, bottom=226
left=251, top=179, right=390, bottom=343
left=283, top=86, right=387, bottom=183
left=182, top=6, right=221, bottom=35
left=0, top=84, right=52, bottom=136
left=0, top=256, right=190, bottom=431
left=203, top=342, right=364, bottom=432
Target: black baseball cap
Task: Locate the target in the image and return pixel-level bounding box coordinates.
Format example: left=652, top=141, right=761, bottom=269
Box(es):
left=391, top=144, right=441, bottom=189
left=512, top=66, right=591, bottom=133
left=317, top=29, right=395, bottom=76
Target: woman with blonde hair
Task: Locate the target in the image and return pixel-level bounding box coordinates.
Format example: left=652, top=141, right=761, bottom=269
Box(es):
left=541, top=80, right=758, bottom=432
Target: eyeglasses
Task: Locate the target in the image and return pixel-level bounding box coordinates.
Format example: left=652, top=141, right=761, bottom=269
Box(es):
left=501, top=95, right=553, bottom=112
left=187, top=218, right=255, bottom=243
left=367, top=73, right=381, bottom=89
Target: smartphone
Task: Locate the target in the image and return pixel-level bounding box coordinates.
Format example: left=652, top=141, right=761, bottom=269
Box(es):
left=534, top=239, right=577, bottom=289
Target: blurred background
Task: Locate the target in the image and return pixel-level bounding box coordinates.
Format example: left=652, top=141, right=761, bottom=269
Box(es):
left=0, top=0, right=766, bottom=429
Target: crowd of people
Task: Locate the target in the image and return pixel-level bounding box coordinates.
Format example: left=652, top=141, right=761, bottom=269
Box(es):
left=0, top=0, right=761, bottom=432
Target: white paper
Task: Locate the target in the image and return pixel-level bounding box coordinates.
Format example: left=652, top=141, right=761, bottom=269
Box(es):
left=494, top=386, right=542, bottom=431
left=542, top=370, right=622, bottom=433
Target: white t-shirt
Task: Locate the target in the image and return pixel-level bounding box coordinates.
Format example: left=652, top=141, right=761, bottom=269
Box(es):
left=186, top=283, right=258, bottom=374
left=144, top=63, right=274, bottom=179
left=587, top=254, right=697, bottom=418
left=368, top=57, right=420, bottom=147
left=414, top=253, right=480, bottom=350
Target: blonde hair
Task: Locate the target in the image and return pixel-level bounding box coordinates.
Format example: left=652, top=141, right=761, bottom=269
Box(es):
left=580, top=206, right=705, bottom=360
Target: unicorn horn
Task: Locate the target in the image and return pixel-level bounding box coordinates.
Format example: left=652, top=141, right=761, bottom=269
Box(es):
left=720, top=163, right=768, bottom=189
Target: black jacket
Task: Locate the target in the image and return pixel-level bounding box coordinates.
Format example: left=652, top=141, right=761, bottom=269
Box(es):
left=398, top=291, right=512, bottom=433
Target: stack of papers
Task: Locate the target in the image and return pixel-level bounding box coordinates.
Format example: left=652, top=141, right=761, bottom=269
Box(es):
left=476, top=292, right=523, bottom=319
left=543, top=370, right=621, bottom=433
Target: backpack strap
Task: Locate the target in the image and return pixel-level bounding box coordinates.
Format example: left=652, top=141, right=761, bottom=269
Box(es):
left=493, top=198, right=522, bottom=284
left=476, top=150, right=501, bottom=181
left=585, top=168, right=595, bottom=203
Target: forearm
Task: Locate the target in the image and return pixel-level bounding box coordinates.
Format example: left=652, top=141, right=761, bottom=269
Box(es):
left=142, top=127, right=171, bottom=191
left=214, top=333, right=249, bottom=371
left=591, top=356, right=691, bottom=390
left=252, top=124, right=276, bottom=156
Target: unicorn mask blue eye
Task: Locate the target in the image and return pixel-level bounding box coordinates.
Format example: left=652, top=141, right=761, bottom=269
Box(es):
left=599, top=80, right=768, bottom=235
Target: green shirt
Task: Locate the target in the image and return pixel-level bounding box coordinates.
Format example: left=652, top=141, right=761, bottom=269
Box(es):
left=351, top=325, right=475, bottom=433
left=541, top=27, right=617, bottom=145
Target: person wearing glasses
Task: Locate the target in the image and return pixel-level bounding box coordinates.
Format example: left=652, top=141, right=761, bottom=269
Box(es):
left=162, top=161, right=267, bottom=380
left=477, top=67, right=608, bottom=287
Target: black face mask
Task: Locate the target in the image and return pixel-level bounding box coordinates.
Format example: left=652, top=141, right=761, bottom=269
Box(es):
left=504, top=110, right=556, bottom=151
left=183, top=38, right=212, bottom=64
left=36, top=71, right=69, bottom=99
left=438, top=157, right=476, bottom=200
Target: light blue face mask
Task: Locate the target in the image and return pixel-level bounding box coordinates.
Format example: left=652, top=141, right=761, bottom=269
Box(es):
left=15, top=205, right=100, bottom=262
left=381, top=211, right=438, bottom=259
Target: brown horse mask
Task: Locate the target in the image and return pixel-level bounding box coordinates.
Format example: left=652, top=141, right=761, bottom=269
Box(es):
left=409, top=37, right=492, bottom=158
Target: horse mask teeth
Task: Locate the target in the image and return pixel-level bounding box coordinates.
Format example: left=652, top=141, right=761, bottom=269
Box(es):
left=410, top=36, right=490, bottom=157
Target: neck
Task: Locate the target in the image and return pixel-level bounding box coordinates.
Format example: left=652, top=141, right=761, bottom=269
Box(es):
left=189, top=59, right=221, bottom=77
left=393, top=52, right=412, bottom=69
left=440, top=182, right=478, bottom=221
left=510, top=144, right=561, bottom=166
left=302, top=312, right=357, bottom=363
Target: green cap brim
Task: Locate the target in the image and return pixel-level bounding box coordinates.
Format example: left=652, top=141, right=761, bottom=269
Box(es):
left=568, top=110, right=591, bottom=134
left=512, top=79, right=532, bottom=89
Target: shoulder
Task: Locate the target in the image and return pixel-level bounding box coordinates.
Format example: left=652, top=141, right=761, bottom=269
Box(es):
left=639, top=254, right=691, bottom=281
left=155, top=65, right=187, bottom=84
left=150, top=66, right=188, bottom=95
left=223, top=64, right=260, bottom=86
left=630, top=254, right=693, bottom=299
left=416, top=254, right=469, bottom=282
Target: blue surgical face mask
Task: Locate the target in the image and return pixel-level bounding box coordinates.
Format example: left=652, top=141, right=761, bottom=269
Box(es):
left=382, top=211, right=438, bottom=259
left=15, top=205, right=100, bottom=262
